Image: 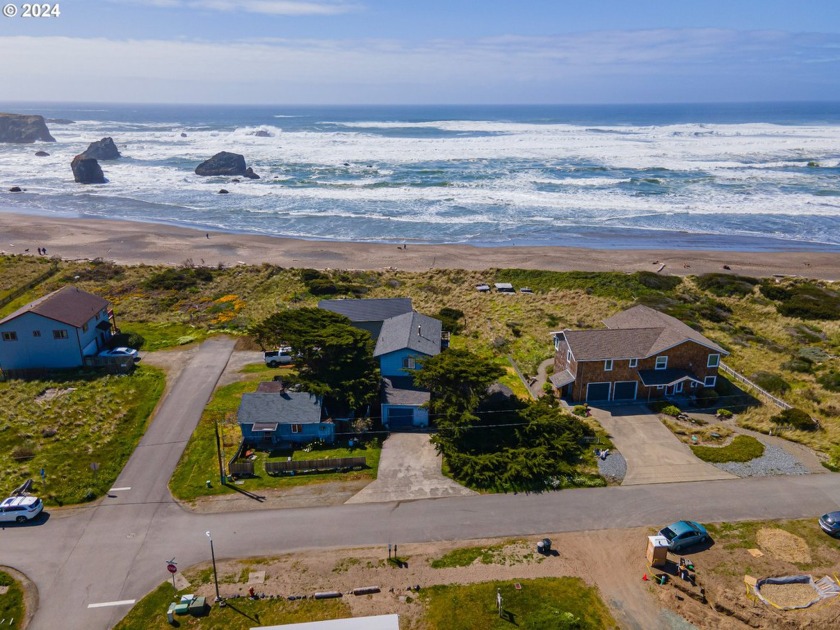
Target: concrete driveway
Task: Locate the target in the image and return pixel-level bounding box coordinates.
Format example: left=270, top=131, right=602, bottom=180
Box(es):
left=592, top=406, right=736, bottom=485
left=345, top=433, right=477, bottom=503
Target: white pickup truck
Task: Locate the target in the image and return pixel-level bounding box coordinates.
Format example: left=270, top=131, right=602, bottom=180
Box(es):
left=264, top=347, right=293, bottom=367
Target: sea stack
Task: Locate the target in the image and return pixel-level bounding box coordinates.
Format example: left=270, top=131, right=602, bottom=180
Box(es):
left=0, top=113, right=56, bottom=143
left=71, top=155, right=106, bottom=184
left=80, top=137, right=121, bottom=160
left=195, top=151, right=248, bottom=176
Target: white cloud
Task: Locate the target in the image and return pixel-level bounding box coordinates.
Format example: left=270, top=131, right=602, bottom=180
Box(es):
left=1, top=29, right=838, bottom=103
left=110, top=0, right=360, bottom=15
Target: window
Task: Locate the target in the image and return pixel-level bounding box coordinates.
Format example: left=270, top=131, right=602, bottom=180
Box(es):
left=1, top=332, right=17, bottom=342
left=32, top=330, right=41, bottom=338
left=604, top=359, right=613, bottom=371
left=704, top=376, right=717, bottom=388
left=291, top=424, right=302, bottom=434
left=675, top=382, right=684, bottom=393
left=629, top=358, right=638, bottom=368
left=707, top=353, right=720, bottom=368
left=655, top=356, right=668, bottom=370
left=82, top=323, right=89, bottom=333
left=402, top=356, right=417, bottom=370
left=566, top=350, right=572, bottom=362
left=656, top=385, right=664, bottom=390
left=53, top=330, right=68, bottom=339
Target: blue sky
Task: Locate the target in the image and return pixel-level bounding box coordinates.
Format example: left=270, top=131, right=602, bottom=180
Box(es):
left=2, top=0, right=839, bottom=104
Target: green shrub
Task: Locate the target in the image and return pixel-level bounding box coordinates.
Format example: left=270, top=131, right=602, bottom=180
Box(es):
left=692, top=435, right=765, bottom=463
left=770, top=407, right=818, bottom=431
left=144, top=266, right=213, bottom=291
left=782, top=358, right=813, bottom=373
left=751, top=371, right=790, bottom=394
left=437, top=307, right=465, bottom=334
left=696, top=273, right=759, bottom=297
left=759, top=283, right=792, bottom=301
left=299, top=268, right=326, bottom=283
left=716, top=408, right=734, bottom=419
left=572, top=405, right=588, bottom=417
left=109, top=331, right=146, bottom=350
left=776, top=283, right=840, bottom=320
left=661, top=405, right=682, bottom=417
left=306, top=278, right=340, bottom=295
left=817, top=371, right=840, bottom=392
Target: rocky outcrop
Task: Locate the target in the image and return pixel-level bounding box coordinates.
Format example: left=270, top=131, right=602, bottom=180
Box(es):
left=9, top=186, right=23, bottom=192
left=243, top=167, right=260, bottom=180
left=35, top=151, right=50, bottom=157
left=71, top=155, right=106, bottom=184
left=253, top=130, right=272, bottom=137
left=180, top=132, right=187, bottom=138
left=195, top=151, right=247, bottom=176
left=0, top=113, right=56, bottom=143
left=80, top=137, right=121, bottom=160
left=218, top=189, right=230, bottom=194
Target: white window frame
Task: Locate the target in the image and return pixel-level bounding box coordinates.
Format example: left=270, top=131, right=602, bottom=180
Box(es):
left=675, top=382, right=684, bottom=393
left=604, top=359, right=613, bottom=371
left=704, top=376, right=717, bottom=388
left=2, top=331, right=18, bottom=341
left=402, top=356, right=417, bottom=370
left=566, top=350, right=572, bottom=362
left=656, top=385, right=664, bottom=390
left=655, top=356, right=668, bottom=370
left=53, top=330, right=68, bottom=340
left=290, top=424, right=302, bottom=434
left=707, top=353, right=720, bottom=368
left=629, top=358, right=638, bottom=368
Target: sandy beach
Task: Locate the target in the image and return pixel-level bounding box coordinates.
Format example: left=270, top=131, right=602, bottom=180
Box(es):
left=1, top=211, right=839, bottom=280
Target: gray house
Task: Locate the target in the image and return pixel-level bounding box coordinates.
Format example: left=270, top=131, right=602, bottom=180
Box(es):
left=319, top=298, right=444, bottom=429
left=0, top=286, right=114, bottom=375
left=237, top=384, right=334, bottom=446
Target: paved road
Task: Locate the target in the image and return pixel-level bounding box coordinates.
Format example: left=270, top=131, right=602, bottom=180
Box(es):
left=593, top=406, right=735, bottom=485
left=345, top=433, right=477, bottom=503
left=2, top=339, right=840, bottom=629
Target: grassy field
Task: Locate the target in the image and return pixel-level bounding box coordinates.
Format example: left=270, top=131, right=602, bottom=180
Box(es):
left=423, top=577, right=616, bottom=630
left=0, top=570, right=25, bottom=630
left=429, top=540, right=535, bottom=569
left=169, top=370, right=380, bottom=501
left=0, top=366, right=165, bottom=505
left=113, top=581, right=349, bottom=630
left=691, top=435, right=765, bottom=463
left=2, top=257, right=838, bottom=462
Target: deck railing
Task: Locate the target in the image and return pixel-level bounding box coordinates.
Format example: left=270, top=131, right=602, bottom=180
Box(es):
left=719, top=362, right=792, bottom=410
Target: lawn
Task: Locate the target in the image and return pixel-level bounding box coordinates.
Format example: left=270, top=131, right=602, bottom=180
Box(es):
left=0, top=570, right=25, bottom=630
left=113, top=581, right=349, bottom=630
left=118, top=321, right=211, bottom=351
left=429, top=540, right=535, bottom=569
left=691, top=434, right=765, bottom=463
left=169, top=377, right=381, bottom=502
left=423, top=577, right=616, bottom=630
left=0, top=366, right=165, bottom=505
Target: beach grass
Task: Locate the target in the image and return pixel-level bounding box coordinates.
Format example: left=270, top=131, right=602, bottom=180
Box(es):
left=0, top=570, right=25, bottom=630
left=0, top=366, right=165, bottom=505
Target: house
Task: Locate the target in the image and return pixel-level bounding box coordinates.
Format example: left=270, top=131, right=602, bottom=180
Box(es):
left=550, top=305, right=728, bottom=403
left=237, top=384, right=334, bottom=446
left=0, top=286, right=114, bottom=374
left=319, top=298, right=443, bottom=429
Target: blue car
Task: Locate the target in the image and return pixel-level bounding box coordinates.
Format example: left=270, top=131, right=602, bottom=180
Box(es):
left=818, top=511, right=840, bottom=537
left=658, top=520, right=709, bottom=551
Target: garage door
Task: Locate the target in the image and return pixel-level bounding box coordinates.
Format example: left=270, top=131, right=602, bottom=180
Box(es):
left=387, top=407, right=415, bottom=430
left=613, top=381, right=638, bottom=401
left=586, top=382, right=611, bottom=402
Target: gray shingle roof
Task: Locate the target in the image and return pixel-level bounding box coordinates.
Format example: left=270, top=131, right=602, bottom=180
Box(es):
left=549, top=369, right=575, bottom=388
left=382, top=376, right=431, bottom=406
left=0, top=285, right=108, bottom=328
left=238, top=391, right=322, bottom=425
left=603, top=304, right=727, bottom=354
left=373, top=311, right=442, bottom=358
left=319, top=298, right=413, bottom=322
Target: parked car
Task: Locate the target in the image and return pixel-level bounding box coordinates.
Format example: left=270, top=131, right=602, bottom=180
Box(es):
left=658, top=520, right=708, bottom=551
left=264, top=347, right=293, bottom=367
left=818, top=511, right=840, bottom=537
left=0, top=495, right=43, bottom=523
left=99, top=347, right=140, bottom=361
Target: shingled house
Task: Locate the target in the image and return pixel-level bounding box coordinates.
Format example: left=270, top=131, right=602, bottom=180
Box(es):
left=237, top=381, right=334, bottom=446
left=0, top=286, right=115, bottom=374
left=550, top=305, right=727, bottom=403
left=319, top=298, right=444, bottom=429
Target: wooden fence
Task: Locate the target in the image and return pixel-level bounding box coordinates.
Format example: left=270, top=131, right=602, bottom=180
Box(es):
left=719, top=362, right=792, bottom=410
left=265, top=457, right=366, bottom=475
left=229, top=460, right=255, bottom=476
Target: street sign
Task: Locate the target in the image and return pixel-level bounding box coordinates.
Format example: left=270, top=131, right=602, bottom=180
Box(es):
left=167, top=563, right=177, bottom=574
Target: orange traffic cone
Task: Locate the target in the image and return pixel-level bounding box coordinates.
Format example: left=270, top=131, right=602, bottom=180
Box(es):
left=642, top=573, right=648, bottom=581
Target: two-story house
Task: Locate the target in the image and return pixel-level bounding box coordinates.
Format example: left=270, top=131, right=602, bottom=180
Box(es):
left=0, top=286, right=114, bottom=375
left=550, top=305, right=728, bottom=403
left=319, top=298, right=443, bottom=429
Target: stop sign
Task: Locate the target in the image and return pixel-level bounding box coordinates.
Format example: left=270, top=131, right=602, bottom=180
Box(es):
left=167, top=563, right=177, bottom=574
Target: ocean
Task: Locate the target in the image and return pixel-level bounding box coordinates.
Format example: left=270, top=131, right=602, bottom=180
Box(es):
left=1, top=102, right=839, bottom=251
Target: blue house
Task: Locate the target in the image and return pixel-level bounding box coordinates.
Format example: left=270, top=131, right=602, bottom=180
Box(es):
left=237, top=383, right=334, bottom=446
left=319, top=298, right=443, bottom=430
left=0, top=286, right=114, bottom=375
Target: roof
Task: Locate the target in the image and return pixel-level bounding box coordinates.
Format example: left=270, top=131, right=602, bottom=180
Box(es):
left=0, top=286, right=108, bottom=328
left=318, top=298, right=413, bottom=323
left=638, top=369, right=704, bottom=387
left=603, top=305, right=727, bottom=355
left=374, top=311, right=441, bottom=358
left=558, top=304, right=727, bottom=361
left=382, top=376, right=430, bottom=406
left=251, top=614, right=400, bottom=630
left=549, top=369, right=575, bottom=388
left=238, top=392, right=322, bottom=426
